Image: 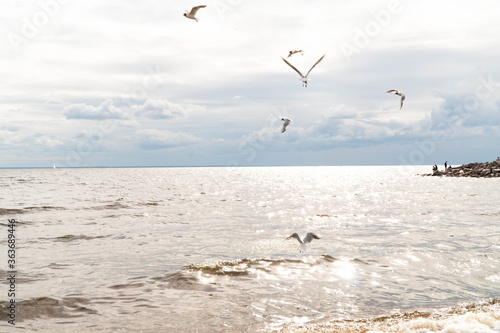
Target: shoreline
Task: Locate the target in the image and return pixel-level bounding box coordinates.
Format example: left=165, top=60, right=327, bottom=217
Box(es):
left=422, top=160, right=500, bottom=178
left=276, top=299, right=500, bottom=333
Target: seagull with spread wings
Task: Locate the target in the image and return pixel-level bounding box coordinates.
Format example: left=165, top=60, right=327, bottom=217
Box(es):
left=281, top=54, right=326, bottom=87
left=386, top=89, right=406, bottom=109
left=286, top=232, right=321, bottom=253
left=281, top=117, right=293, bottom=133
left=184, top=5, right=207, bottom=22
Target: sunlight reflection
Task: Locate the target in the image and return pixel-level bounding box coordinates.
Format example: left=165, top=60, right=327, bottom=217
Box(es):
left=197, top=271, right=215, bottom=285
left=333, top=260, right=357, bottom=280
left=406, top=253, right=421, bottom=262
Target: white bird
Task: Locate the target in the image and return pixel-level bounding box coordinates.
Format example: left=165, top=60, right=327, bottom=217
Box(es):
left=184, top=5, right=207, bottom=22
left=281, top=54, right=326, bottom=87
left=386, top=89, right=406, bottom=109
left=287, top=49, right=305, bottom=58
left=281, top=117, right=293, bottom=133
left=286, top=232, right=321, bottom=253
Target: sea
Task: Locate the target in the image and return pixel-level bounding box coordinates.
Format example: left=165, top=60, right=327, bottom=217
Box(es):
left=0, top=166, right=499, bottom=332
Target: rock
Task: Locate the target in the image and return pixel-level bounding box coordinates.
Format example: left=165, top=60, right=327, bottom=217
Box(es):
left=423, top=160, right=500, bottom=178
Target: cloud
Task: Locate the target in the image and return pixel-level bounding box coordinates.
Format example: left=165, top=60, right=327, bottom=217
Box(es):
left=430, top=92, right=500, bottom=133
left=0, top=131, right=64, bottom=151
left=0, top=125, right=20, bottom=132
left=135, top=129, right=202, bottom=150
left=63, top=99, right=128, bottom=120
left=3, top=1, right=500, bottom=167
left=233, top=108, right=413, bottom=156
left=32, top=133, right=64, bottom=147
left=131, top=98, right=189, bottom=119
left=301, top=106, right=408, bottom=145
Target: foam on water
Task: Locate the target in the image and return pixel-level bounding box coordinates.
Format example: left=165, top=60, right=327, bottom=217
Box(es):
left=278, top=299, right=500, bottom=332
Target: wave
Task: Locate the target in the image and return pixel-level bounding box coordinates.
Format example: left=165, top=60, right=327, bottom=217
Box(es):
left=150, top=271, right=218, bottom=292
left=0, top=208, right=25, bottom=216
left=50, top=234, right=108, bottom=243
left=0, top=296, right=97, bottom=321
left=121, top=257, right=499, bottom=330
left=0, top=270, right=47, bottom=284
left=0, top=206, right=65, bottom=216
left=23, top=206, right=65, bottom=212
left=120, top=256, right=355, bottom=293
left=182, top=255, right=371, bottom=276
left=105, top=257, right=340, bottom=293
left=85, top=203, right=131, bottom=210
left=137, top=202, right=161, bottom=206
left=47, top=263, right=75, bottom=270
left=184, top=257, right=326, bottom=277
left=279, top=299, right=500, bottom=332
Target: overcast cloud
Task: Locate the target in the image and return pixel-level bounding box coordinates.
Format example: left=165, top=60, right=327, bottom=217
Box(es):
left=1, top=0, right=499, bottom=167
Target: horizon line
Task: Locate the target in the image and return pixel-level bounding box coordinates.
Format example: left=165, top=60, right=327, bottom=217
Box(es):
left=0, top=163, right=463, bottom=170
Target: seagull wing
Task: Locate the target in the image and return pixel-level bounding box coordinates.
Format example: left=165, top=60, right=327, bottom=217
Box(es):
left=303, top=233, right=320, bottom=244
left=281, top=57, right=304, bottom=78
left=305, top=54, right=326, bottom=77
left=386, top=89, right=398, bottom=94
left=189, top=5, right=207, bottom=15
left=400, top=94, right=406, bottom=109
left=286, top=233, right=303, bottom=244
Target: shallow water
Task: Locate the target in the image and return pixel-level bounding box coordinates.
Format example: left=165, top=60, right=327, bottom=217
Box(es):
left=0, top=166, right=499, bottom=332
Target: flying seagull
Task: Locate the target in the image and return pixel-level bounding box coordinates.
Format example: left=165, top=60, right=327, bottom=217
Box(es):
left=184, top=5, right=207, bottom=22
left=286, top=232, right=320, bottom=253
left=281, top=117, right=293, bottom=133
left=386, top=90, right=406, bottom=109
left=281, top=54, right=326, bottom=87
left=287, top=49, right=305, bottom=58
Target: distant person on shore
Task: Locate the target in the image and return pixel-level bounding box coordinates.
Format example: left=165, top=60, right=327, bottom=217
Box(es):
left=444, top=161, right=447, bottom=170
left=432, top=164, right=438, bottom=172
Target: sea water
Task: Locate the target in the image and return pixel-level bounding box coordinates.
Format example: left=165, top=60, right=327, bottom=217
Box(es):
left=0, top=166, right=499, bottom=332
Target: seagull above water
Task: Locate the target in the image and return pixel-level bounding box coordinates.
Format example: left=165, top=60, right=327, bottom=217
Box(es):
left=287, top=49, right=305, bottom=58
left=281, top=54, right=326, bottom=87
left=386, top=89, right=406, bottom=109
left=286, top=232, right=320, bottom=253
left=281, top=117, right=293, bottom=133
left=184, top=5, right=207, bottom=22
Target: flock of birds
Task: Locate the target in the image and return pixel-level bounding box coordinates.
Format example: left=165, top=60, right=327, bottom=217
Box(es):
left=183, top=6, right=405, bottom=252
left=184, top=5, right=406, bottom=136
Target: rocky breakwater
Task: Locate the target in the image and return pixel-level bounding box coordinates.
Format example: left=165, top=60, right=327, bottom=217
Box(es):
left=426, top=160, right=500, bottom=178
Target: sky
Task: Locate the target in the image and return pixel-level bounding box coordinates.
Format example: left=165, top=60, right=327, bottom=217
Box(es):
left=1, top=0, right=500, bottom=168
